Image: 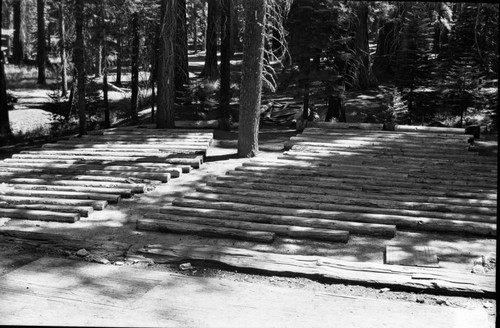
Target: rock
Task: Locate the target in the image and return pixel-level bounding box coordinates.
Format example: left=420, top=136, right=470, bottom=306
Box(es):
left=94, top=257, right=110, bottom=265
left=114, top=261, right=124, bottom=266
left=471, top=264, right=485, bottom=274
left=179, top=262, right=192, bottom=271
left=379, top=288, right=390, bottom=293
left=76, top=249, right=89, bottom=257
left=416, top=296, right=425, bottom=304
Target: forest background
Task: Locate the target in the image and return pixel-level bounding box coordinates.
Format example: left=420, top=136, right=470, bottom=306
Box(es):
left=0, top=0, right=498, bottom=157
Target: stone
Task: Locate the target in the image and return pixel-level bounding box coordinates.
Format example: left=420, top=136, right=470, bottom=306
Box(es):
left=94, top=257, right=110, bottom=265
left=471, top=265, right=485, bottom=275
left=179, top=262, right=192, bottom=271
left=76, top=249, right=89, bottom=257
left=114, top=261, right=124, bottom=266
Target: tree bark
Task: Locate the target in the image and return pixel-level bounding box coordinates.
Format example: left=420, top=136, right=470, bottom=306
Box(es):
left=37, top=0, right=46, bottom=84
left=354, top=1, right=376, bottom=89
left=200, top=0, right=219, bottom=80
left=101, top=0, right=110, bottom=128
left=74, top=0, right=86, bottom=135
left=237, top=0, right=266, bottom=158
left=156, top=0, right=176, bottom=129
left=191, top=2, right=198, bottom=53
left=219, top=0, right=231, bottom=124
left=59, top=0, right=68, bottom=96
left=12, top=0, right=23, bottom=65
left=115, top=35, right=122, bottom=86
left=175, top=0, right=189, bottom=97
left=130, top=11, right=140, bottom=123
left=0, top=51, right=12, bottom=142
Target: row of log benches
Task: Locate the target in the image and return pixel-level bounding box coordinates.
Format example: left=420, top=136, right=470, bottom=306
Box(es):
left=138, top=122, right=497, bottom=243
left=0, top=126, right=214, bottom=223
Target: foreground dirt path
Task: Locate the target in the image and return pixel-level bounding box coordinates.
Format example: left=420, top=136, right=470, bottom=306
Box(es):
left=0, top=256, right=492, bottom=328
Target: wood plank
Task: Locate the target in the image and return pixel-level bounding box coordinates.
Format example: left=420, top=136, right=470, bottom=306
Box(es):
left=44, top=141, right=208, bottom=151
left=10, top=184, right=134, bottom=198
left=138, top=245, right=495, bottom=296
left=159, top=206, right=396, bottom=237
left=176, top=196, right=496, bottom=236
left=0, top=195, right=107, bottom=210
left=185, top=191, right=496, bottom=225
left=243, top=160, right=496, bottom=183
left=0, top=189, right=121, bottom=203
left=196, top=185, right=497, bottom=218
left=0, top=168, right=172, bottom=182
left=393, top=125, right=466, bottom=134
left=206, top=179, right=497, bottom=209
left=0, top=202, right=93, bottom=217
left=0, top=208, right=79, bottom=223
left=255, top=157, right=497, bottom=180
left=3, top=159, right=192, bottom=174
left=136, top=218, right=276, bottom=243
left=143, top=212, right=350, bottom=242
left=217, top=173, right=497, bottom=200
left=282, top=151, right=498, bottom=171
left=384, top=245, right=439, bottom=268
left=0, top=162, right=183, bottom=178
left=10, top=154, right=203, bottom=168
left=231, top=167, right=497, bottom=191
left=303, top=127, right=470, bottom=140
left=0, top=178, right=146, bottom=193
left=307, top=122, right=384, bottom=130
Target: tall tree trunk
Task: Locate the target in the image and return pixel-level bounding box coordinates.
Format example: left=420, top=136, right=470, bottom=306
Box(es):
left=0, top=51, right=12, bottom=142
left=191, top=3, right=198, bottom=53
left=59, top=0, right=68, bottom=96
left=101, top=0, right=110, bottom=128
left=130, top=11, right=140, bottom=123
left=12, top=0, right=23, bottom=65
left=219, top=0, right=231, bottom=124
left=354, top=1, right=376, bottom=89
left=200, top=0, right=219, bottom=80
left=237, top=0, right=266, bottom=158
left=175, top=0, right=189, bottom=97
left=74, top=0, right=86, bottom=135
left=156, top=0, right=176, bottom=129
left=37, top=0, right=46, bottom=84
left=115, top=35, right=122, bottom=86
left=230, top=3, right=240, bottom=57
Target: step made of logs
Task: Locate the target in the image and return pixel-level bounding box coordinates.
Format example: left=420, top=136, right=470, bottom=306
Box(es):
left=143, top=212, right=350, bottom=242
left=159, top=206, right=396, bottom=237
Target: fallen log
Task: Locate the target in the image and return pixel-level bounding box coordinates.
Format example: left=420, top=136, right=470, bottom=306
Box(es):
left=107, top=82, right=128, bottom=93
left=195, top=185, right=496, bottom=219
left=232, top=166, right=497, bottom=190
left=0, top=202, right=93, bottom=217
left=1, top=178, right=146, bottom=193
left=41, top=142, right=208, bottom=152
left=1, top=189, right=121, bottom=203
left=6, top=160, right=191, bottom=174
left=0, top=208, right=79, bottom=223
left=172, top=199, right=497, bottom=237
left=217, top=173, right=497, bottom=200
left=159, top=206, right=395, bottom=237
left=271, top=155, right=497, bottom=179
left=11, top=153, right=204, bottom=168
left=244, top=159, right=496, bottom=183
left=136, top=218, right=275, bottom=243
left=78, top=135, right=212, bottom=144
left=393, top=125, right=466, bottom=134
left=187, top=190, right=496, bottom=224
left=11, top=184, right=134, bottom=198
left=303, top=127, right=470, bottom=140
left=307, top=122, right=384, bottom=130
left=206, top=179, right=497, bottom=209
left=138, top=245, right=495, bottom=296
left=144, top=212, right=350, bottom=242
left=0, top=168, right=172, bottom=182
left=0, top=195, right=107, bottom=210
